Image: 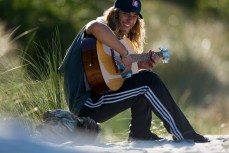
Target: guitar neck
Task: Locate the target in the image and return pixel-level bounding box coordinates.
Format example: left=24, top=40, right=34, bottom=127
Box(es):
left=130, top=52, right=162, bottom=63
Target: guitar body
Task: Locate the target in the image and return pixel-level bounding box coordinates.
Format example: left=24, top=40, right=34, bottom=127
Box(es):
left=81, top=38, right=110, bottom=94
left=82, top=37, right=138, bottom=94
left=82, top=37, right=170, bottom=94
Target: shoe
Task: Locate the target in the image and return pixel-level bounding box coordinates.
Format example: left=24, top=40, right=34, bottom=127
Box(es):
left=128, top=132, right=163, bottom=142
left=192, top=134, right=210, bottom=143
left=173, top=133, right=210, bottom=143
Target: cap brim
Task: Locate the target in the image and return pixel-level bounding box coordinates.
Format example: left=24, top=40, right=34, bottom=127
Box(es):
left=119, top=8, right=143, bottom=19
left=138, top=13, right=143, bottom=19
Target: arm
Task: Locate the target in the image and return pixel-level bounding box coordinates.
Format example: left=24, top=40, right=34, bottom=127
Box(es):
left=85, top=20, right=132, bottom=73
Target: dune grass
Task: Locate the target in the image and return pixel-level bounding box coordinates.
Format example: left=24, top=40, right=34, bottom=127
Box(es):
left=0, top=29, right=67, bottom=126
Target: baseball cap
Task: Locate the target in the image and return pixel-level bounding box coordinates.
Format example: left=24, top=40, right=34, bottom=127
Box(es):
left=114, top=0, right=143, bottom=19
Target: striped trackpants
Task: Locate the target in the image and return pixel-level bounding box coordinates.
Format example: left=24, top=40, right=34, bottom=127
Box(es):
left=78, top=71, right=196, bottom=140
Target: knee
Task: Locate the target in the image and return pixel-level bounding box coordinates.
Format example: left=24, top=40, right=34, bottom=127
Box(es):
left=139, top=70, right=160, bottom=82
left=139, top=71, right=164, bottom=90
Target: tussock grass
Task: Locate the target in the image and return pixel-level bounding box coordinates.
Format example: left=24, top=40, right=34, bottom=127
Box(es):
left=0, top=28, right=67, bottom=131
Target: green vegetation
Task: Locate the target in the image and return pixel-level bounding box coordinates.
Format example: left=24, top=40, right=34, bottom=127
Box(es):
left=0, top=0, right=229, bottom=141
left=0, top=29, right=66, bottom=122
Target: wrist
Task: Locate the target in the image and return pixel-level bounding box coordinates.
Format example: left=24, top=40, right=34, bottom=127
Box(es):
left=121, top=51, right=130, bottom=58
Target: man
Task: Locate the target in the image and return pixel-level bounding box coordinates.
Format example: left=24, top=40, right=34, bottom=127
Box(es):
left=59, top=0, right=210, bottom=143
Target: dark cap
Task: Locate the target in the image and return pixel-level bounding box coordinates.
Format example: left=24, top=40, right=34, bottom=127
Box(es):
left=114, top=0, right=143, bottom=19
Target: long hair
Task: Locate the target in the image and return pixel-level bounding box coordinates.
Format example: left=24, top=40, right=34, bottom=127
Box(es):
left=102, top=7, right=145, bottom=53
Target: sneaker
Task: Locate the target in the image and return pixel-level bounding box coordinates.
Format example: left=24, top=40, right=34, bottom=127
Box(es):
left=128, top=132, right=163, bottom=142
left=173, top=133, right=210, bottom=143
left=192, top=135, right=210, bottom=143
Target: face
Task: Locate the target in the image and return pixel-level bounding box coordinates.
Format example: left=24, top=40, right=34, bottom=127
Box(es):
left=118, top=10, right=138, bottom=35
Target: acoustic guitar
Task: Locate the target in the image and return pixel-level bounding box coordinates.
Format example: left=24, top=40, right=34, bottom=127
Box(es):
left=82, top=37, right=170, bottom=94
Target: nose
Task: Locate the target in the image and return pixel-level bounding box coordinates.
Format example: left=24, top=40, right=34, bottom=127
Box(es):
left=126, top=14, right=135, bottom=22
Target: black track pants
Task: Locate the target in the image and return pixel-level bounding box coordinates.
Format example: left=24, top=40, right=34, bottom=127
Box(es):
left=79, top=71, right=196, bottom=140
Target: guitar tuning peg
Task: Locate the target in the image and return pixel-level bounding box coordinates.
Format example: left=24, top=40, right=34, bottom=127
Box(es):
left=159, top=47, right=168, bottom=52
left=159, top=47, right=170, bottom=63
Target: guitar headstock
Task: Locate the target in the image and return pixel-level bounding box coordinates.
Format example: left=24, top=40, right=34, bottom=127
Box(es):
left=159, top=47, right=170, bottom=63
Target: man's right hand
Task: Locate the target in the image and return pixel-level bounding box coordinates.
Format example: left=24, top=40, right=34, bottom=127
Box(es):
left=121, top=55, right=132, bottom=74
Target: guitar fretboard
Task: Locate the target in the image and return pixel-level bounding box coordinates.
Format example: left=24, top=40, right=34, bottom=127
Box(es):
left=130, top=52, right=163, bottom=62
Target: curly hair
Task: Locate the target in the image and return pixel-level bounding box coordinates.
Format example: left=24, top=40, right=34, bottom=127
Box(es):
left=102, top=7, right=145, bottom=53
